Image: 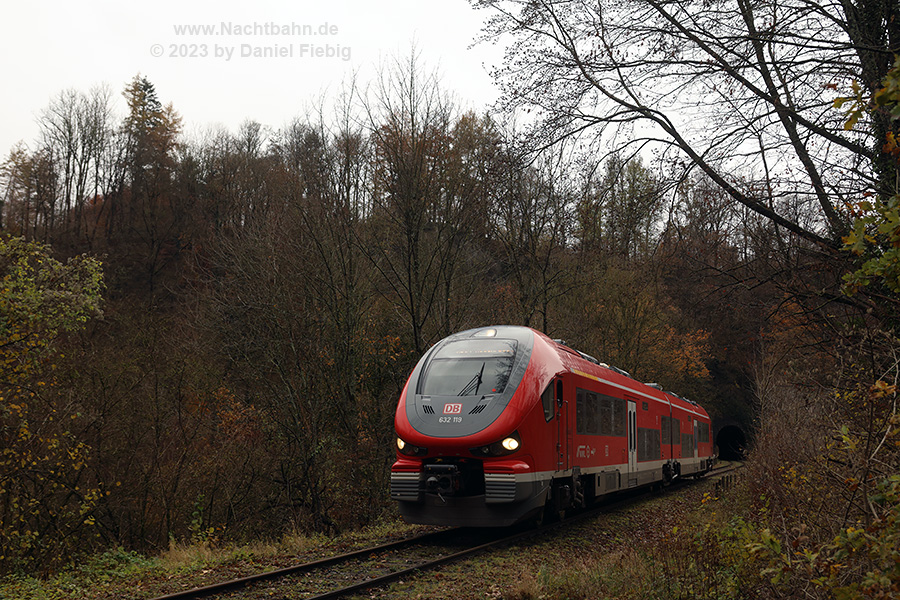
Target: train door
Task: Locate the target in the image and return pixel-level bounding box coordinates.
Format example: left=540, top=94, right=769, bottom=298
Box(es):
left=556, top=379, right=568, bottom=472
left=693, top=419, right=699, bottom=460
left=627, top=400, right=637, bottom=484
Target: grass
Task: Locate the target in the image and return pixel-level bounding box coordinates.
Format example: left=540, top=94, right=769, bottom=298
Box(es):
left=366, top=473, right=755, bottom=600
left=0, top=518, right=429, bottom=600
left=0, top=548, right=157, bottom=600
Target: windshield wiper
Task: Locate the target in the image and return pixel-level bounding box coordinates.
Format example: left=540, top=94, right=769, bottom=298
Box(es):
left=457, top=362, right=486, bottom=396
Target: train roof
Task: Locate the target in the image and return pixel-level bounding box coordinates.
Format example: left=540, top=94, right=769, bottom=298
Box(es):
left=540, top=331, right=710, bottom=420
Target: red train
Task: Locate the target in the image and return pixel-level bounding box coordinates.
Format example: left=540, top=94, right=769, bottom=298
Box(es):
left=390, top=325, right=714, bottom=526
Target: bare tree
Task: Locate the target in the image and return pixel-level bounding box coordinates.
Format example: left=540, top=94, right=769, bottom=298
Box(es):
left=361, top=52, right=481, bottom=354
left=38, top=85, right=117, bottom=241
left=474, top=0, right=900, bottom=249
left=0, top=145, right=57, bottom=240
left=492, top=142, right=577, bottom=332
left=576, top=153, right=663, bottom=260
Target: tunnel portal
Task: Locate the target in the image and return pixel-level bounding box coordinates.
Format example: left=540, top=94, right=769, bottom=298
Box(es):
left=716, top=425, right=747, bottom=461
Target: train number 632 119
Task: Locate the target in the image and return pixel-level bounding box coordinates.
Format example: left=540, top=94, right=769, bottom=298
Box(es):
left=439, top=416, right=463, bottom=423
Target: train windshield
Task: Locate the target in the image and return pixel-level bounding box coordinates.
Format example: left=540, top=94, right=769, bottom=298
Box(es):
left=419, top=339, right=517, bottom=396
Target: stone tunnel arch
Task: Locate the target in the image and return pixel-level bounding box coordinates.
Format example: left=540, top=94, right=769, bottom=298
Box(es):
left=715, top=424, right=747, bottom=460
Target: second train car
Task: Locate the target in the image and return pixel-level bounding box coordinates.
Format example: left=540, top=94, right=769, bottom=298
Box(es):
left=390, top=325, right=714, bottom=526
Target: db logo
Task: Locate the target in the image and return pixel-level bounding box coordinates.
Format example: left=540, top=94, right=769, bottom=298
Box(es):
left=443, top=403, right=463, bottom=415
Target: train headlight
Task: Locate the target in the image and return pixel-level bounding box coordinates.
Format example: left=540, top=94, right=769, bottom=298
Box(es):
left=396, top=437, right=427, bottom=457
left=470, top=431, right=521, bottom=457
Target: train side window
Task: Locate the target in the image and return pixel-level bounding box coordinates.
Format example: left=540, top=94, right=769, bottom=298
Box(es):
left=638, top=427, right=661, bottom=461
left=599, top=397, right=612, bottom=434
left=698, top=422, right=710, bottom=443
left=541, top=383, right=555, bottom=422
left=576, top=388, right=587, bottom=433
left=665, top=417, right=680, bottom=449
left=612, top=397, right=627, bottom=436
left=586, top=391, right=600, bottom=433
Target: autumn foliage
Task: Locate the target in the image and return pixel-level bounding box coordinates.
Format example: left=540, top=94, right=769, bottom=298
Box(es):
left=0, top=70, right=732, bottom=573
left=0, top=236, right=103, bottom=571
left=0, top=46, right=896, bottom=590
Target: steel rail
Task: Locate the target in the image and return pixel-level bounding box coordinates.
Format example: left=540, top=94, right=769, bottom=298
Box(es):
left=148, top=528, right=457, bottom=600
left=303, top=525, right=549, bottom=600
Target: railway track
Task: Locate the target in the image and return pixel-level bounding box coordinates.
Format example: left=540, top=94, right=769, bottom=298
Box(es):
left=149, top=461, right=742, bottom=600
left=149, top=526, right=533, bottom=600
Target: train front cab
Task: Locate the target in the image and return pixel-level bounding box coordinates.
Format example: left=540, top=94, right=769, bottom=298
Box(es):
left=390, top=378, right=560, bottom=527
left=390, top=327, right=560, bottom=527
left=391, top=457, right=549, bottom=527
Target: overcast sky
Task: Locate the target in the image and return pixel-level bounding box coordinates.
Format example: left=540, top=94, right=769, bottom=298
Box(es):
left=0, top=0, right=502, bottom=156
